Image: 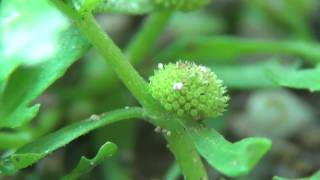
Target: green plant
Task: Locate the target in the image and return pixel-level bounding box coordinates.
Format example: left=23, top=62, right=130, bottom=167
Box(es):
left=1, top=0, right=319, bottom=179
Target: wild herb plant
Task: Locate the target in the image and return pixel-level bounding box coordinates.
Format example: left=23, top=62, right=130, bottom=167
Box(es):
left=0, top=0, right=319, bottom=179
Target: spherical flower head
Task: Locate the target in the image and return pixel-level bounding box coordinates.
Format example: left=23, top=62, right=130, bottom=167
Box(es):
left=153, top=0, right=209, bottom=11
left=149, top=61, right=229, bottom=120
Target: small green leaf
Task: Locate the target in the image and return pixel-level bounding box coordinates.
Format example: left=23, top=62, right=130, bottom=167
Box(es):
left=0, top=131, right=32, bottom=150
left=94, top=0, right=155, bottom=14
left=184, top=121, right=271, bottom=177
left=96, top=121, right=137, bottom=180
left=0, top=105, right=40, bottom=128
left=0, top=107, right=144, bottom=175
left=268, top=64, right=320, bottom=92
left=0, top=0, right=91, bottom=128
left=62, top=142, right=118, bottom=180
left=273, top=170, right=320, bottom=180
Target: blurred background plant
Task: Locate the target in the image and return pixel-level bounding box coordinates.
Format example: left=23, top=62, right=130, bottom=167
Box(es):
left=1, top=0, right=320, bottom=179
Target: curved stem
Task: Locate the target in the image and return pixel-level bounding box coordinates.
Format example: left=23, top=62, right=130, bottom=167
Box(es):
left=75, top=10, right=173, bottom=97
left=51, top=0, right=158, bottom=111
left=164, top=118, right=208, bottom=180
left=126, top=10, right=172, bottom=65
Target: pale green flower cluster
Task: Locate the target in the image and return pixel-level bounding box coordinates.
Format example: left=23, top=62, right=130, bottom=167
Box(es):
left=149, top=61, right=228, bottom=120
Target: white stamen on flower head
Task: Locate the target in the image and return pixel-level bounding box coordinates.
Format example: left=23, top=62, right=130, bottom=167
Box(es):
left=158, top=63, right=164, bottom=69
left=173, top=82, right=183, bottom=91
left=199, top=66, right=208, bottom=73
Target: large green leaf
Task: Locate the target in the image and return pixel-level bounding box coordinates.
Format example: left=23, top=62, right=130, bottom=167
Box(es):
left=0, top=107, right=144, bottom=175
left=0, top=0, right=69, bottom=82
left=184, top=121, right=271, bottom=177
left=62, top=142, right=118, bottom=180
left=0, top=0, right=91, bottom=128
left=156, top=36, right=320, bottom=63
left=210, top=60, right=320, bottom=91
left=268, top=64, right=320, bottom=92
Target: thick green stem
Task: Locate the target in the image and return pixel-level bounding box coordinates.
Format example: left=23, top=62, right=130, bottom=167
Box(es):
left=126, top=10, right=172, bottom=64
left=76, top=15, right=153, bottom=108
left=52, top=0, right=157, bottom=111
left=78, top=15, right=153, bottom=107
left=163, top=118, right=208, bottom=180
left=79, top=10, right=173, bottom=95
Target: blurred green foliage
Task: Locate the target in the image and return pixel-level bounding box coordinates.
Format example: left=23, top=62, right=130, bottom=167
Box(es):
left=0, top=0, right=319, bottom=179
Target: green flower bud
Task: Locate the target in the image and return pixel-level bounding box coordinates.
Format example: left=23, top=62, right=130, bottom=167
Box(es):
left=149, top=61, right=229, bottom=120
left=153, top=0, right=209, bottom=11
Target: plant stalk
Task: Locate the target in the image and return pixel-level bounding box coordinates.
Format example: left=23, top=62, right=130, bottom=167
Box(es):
left=163, top=118, right=208, bottom=180
left=126, top=10, right=172, bottom=65
left=80, top=10, right=173, bottom=96
left=51, top=0, right=158, bottom=111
